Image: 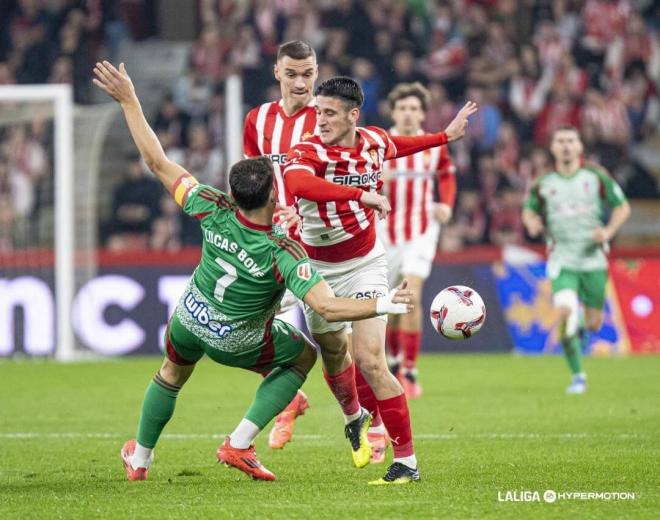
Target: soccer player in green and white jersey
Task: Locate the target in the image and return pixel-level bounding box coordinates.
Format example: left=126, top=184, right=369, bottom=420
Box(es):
left=522, top=126, right=630, bottom=394
left=93, top=61, right=413, bottom=481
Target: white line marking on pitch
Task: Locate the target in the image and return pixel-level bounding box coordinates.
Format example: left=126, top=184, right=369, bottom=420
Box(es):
left=0, top=432, right=649, bottom=440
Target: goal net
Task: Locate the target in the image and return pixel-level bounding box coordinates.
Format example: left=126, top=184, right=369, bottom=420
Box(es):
left=0, top=84, right=118, bottom=361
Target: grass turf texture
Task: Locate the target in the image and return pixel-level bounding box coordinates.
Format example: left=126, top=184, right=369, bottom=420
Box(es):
left=1, top=354, right=658, bottom=519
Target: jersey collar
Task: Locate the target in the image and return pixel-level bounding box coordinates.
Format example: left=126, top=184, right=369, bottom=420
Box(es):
left=235, top=210, right=273, bottom=232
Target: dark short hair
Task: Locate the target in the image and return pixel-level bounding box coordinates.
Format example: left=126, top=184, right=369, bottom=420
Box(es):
left=551, top=125, right=581, bottom=140
left=229, top=157, right=274, bottom=210
left=314, top=76, right=364, bottom=110
left=277, top=40, right=316, bottom=61
left=387, top=82, right=430, bottom=112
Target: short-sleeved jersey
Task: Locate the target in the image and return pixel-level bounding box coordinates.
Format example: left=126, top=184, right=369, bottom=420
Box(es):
left=175, top=183, right=322, bottom=353
left=524, top=164, right=627, bottom=270
left=243, top=99, right=317, bottom=206
left=382, top=128, right=456, bottom=245
left=282, top=126, right=397, bottom=262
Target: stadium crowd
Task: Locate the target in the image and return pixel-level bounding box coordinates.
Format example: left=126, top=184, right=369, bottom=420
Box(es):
left=0, top=0, right=658, bottom=251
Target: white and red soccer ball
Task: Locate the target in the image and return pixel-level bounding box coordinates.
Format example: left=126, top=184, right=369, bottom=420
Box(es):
left=430, top=285, right=486, bottom=340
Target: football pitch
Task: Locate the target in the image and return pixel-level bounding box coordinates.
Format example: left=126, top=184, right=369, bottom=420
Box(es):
left=1, top=354, right=658, bottom=519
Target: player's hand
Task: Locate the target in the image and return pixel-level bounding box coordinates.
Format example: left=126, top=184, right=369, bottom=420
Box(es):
left=434, top=203, right=453, bottom=223
left=593, top=226, right=612, bottom=243
left=274, top=204, right=302, bottom=235
left=376, top=280, right=414, bottom=315
left=526, top=216, right=545, bottom=238
left=444, top=101, right=478, bottom=142
left=360, top=191, right=391, bottom=220
left=92, top=61, right=136, bottom=105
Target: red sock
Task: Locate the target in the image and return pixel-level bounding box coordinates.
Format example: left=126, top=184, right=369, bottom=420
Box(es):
left=354, top=365, right=382, bottom=427
left=386, top=327, right=400, bottom=357
left=323, top=363, right=360, bottom=417
left=377, top=394, right=414, bottom=457
left=400, top=331, right=421, bottom=370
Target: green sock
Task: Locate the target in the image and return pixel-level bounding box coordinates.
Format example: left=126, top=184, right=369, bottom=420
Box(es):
left=561, top=334, right=583, bottom=375
left=245, top=367, right=305, bottom=429
left=136, top=373, right=181, bottom=449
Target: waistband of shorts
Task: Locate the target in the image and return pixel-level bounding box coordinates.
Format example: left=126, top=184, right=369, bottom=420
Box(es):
left=302, top=230, right=375, bottom=262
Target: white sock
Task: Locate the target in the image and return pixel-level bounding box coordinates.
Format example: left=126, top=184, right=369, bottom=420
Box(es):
left=131, top=442, right=153, bottom=470
left=343, top=407, right=362, bottom=425
left=368, top=423, right=386, bottom=435
left=394, top=454, right=417, bottom=469
left=229, top=418, right=261, bottom=449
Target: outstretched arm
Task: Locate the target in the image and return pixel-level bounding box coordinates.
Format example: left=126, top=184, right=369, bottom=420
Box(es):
left=389, top=101, right=478, bottom=158
left=303, top=279, right=413, bottom=322
left=93, top=61, right=193, bottom=195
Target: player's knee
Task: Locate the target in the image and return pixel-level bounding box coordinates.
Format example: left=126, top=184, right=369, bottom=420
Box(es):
left=296, top=343, right=318, bottom=374
left=586, top=314, right=603, bottom=332
left=159, top=358, right=193, bottom=387
left=553, top=289, right=579, bottom=337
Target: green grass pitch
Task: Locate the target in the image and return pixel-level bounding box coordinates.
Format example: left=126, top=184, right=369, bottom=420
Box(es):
left=1, top=354, right=659, bottom=519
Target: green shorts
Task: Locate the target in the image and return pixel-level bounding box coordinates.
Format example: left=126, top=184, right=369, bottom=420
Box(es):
left=550, top=267, right=608, bottom=310
left=165, top=314, right=306, bottom=374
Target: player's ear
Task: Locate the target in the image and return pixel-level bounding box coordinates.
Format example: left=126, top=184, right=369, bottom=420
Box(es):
left=273, top=63, right=280, bottom=81
left=349, top=107, right=360, bottom=124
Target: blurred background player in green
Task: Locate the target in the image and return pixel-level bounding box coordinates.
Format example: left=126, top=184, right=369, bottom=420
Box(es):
left=522, top=126, right=630, bottom=394
left=93, top=60, right=413, bottom=482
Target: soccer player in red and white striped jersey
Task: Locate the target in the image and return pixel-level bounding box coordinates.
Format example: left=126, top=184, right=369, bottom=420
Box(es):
left=242, top=41, right=319, bottom=451
left=282, top=76, right=476, bottom=484
left=378, top=83, right=457, bottom=401
left=243, top=41, right=317, bottom=209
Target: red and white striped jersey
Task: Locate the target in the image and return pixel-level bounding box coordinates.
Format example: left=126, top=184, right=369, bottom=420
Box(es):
left=283, top=126, right=397, bottom=262
left=382, top=129, right=456, bottom=245
left=243, top=98, right=317, bottom=205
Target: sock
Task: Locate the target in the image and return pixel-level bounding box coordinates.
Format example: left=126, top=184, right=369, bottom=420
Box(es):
left=368, top=422, right=386, bottom=435
left=323, top=363, right=361, bottom=422
left=354, top=365, right=382, bottom=427
left=230, top=418, right=261, bottom=449
left=394, top=454, right=418, bottom=469
left=401, top=331, right=421, bottom=370
left=132, top=442, right=153, bottom=470
left=561, top=334, right=583, bottom=375
left=386, top=327, right=400, bottom=357
left=136, top=372, right=181, bottom=450
left=245, top=367, right=305, bottom=429
left=377, top=394, right=414, bottom=460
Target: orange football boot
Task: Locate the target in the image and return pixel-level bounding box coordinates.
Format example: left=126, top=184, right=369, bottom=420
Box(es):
left=120, top=439, right=150, bottom=481
left=216, top=436, right=276, bottom=481
left=268, top=390, right=310, bottom=449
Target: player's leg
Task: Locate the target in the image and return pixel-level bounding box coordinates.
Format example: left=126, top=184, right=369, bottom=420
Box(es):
left=218, top=320, right=316, bottom=480
left=121, top=317, right=201, bottom=481
left=351, top=317, right=420, bottom=484
left=397, top=225, right=439, bottom=399
left=578, top=269, right=608, bottom=375
left=397, top=274, right=425, bottom=399
left=384, top=245, right=404, bottom=377
left=268, top=294, right=311, bottom=450
left=311, top=323, right=372, bottom=468
left=551, top=267, right=585, bottom=394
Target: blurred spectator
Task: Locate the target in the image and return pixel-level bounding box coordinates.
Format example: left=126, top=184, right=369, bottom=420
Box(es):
left=534, top=84, right=582, bottom=146
left=183, top=125, right=224, bottom=188
left=173, top=66, right=213, bottom=119
left=351, top=58, right=380, bottom=123
left=466, top=85, right=502, bottom=153
left=107, top=156, right=161, bottom=251
left=424, top=82, right=457, bottom=133
left=451, top=191, right=487, bottom=247
left=379, top=49, right=426, bottom=99
left=489, top=187, right=525, bottom=246
left=151, top=195, right=182, bottom=251
left=154, top=94, right=190, bottom=147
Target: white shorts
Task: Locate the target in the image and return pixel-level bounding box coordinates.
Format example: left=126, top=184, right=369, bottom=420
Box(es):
left=304, top=240, right=389, bottom=334
left=382, top=222, right=439, bottom=288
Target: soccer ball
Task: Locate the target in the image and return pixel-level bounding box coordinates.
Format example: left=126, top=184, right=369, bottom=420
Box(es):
left=430, top=285, right=486, bottom=339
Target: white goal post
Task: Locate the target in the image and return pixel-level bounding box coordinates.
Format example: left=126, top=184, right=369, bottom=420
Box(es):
left=0, top=84, right=75, bottom=361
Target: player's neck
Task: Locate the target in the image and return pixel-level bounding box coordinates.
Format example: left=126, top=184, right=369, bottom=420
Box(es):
left=333, top=127, right=359, bottom=148
left=556, top=160, right=581, bottom=176
left=281, top=96, right=311, bottom=117
left=236, top=208, right=273, bottom=231
left=394, top=125, right=418, bottom=137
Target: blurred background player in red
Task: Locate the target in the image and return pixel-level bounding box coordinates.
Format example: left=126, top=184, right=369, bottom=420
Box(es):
left=379, top=83, right=456, bottom=400
left=243, top=40, right=318, bottom=450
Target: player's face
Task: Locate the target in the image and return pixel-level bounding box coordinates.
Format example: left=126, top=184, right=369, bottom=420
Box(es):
left=550, top=129, right=583, bottom=164
left=315, top=96, right=359, bottom=146
left=391, top=96, right=425, bottom=134
left=274, top=56, right=318, bottom=104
